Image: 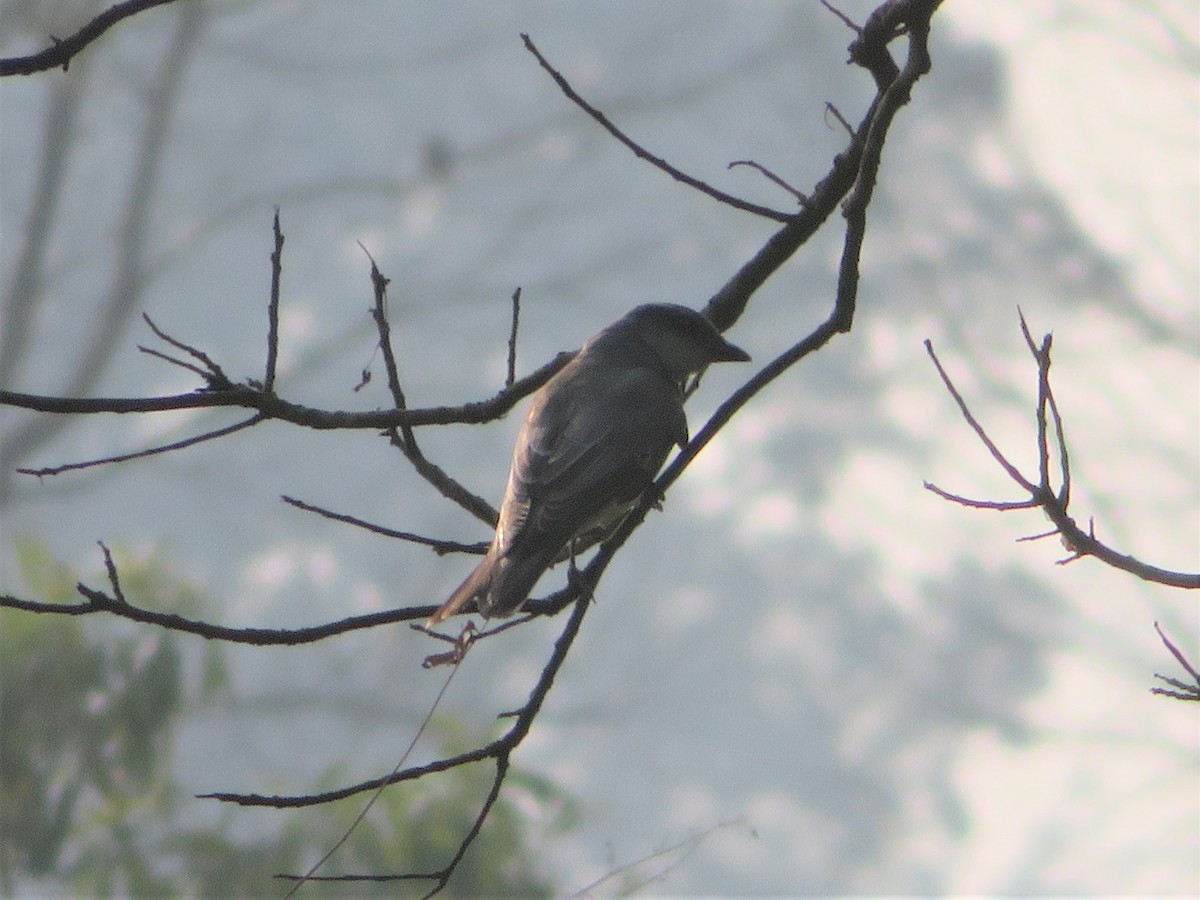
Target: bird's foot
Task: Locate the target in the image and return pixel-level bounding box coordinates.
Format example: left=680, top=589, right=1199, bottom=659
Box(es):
left=420, top=620, right=478, bottom=668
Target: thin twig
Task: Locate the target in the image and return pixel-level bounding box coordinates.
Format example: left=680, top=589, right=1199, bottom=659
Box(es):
left=922, top=481, right=1039, bottom=511
left=359, top=243, right=415, bottom=449
left=357, top=246, right=514, bottom=526
left=923, top=340, right=1036, bottom=492
left=727, top=160, right=809, bottom=205
left=1154, top=621, right=1200, bottom=685
left=520, top=34, right=794, bottom=223
left=97, top=542, right=126, bottom=604
left=1016, top=527, right=1062, bottom=543
left=136, top=345, right=210, bottom=380
left=1017, top=310, right=1072, bottom=507
left=264, top=208, right=283, bottom=392
left=925, top=319, right=1200, bottom=590
left=282, top=495, right=486, bottom=555
left=506, top=287, right=521, bottom=389
left=2, top=560, right=439, bottom=643
left=16, top=414, right=264, bottom=477
left=280, top=662, right=464, bottom=897
left=824, top=102, right=855, bottom=137
left=819, top=0, right=862, bottom=33
left=1019, top=312, right=1055, bottom=496
left=142, top=312, right=232, bottom=388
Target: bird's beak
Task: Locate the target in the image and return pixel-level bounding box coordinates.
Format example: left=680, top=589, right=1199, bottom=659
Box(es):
left=713, top=337, right=750, bottom=363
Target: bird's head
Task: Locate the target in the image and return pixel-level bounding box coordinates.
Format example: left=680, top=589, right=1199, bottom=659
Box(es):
left=595, top=303, right=750, bottom=379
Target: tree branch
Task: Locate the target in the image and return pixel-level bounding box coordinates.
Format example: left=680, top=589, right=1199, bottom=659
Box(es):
left=925, top=317, right=1200, bottom=590
left=227, top=598, right=592, bottom=895
left=0, top=4, right=953, bottom=893
left=1151, top=622, right=1200, bottom=701
left=520, top=34, right=795, bottom=223
left=0, top=0, right=184, bottom=77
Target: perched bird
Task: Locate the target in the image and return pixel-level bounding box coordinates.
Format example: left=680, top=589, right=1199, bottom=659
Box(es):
left=427, top=303, right=750, bottom=626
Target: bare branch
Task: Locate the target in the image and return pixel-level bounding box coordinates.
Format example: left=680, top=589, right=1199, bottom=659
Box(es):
left=923, top=340, right=1037, bottom=492
left=97, top=541, right=126, bottom=604
left=280, top=659, right=465, bottom=898
left=1157, top=622, right=1200, bottom=681
left=727, top=159, right=810, bottom=205
left=1018, top=312, right=1057, bottom=499
left=135, top=345, right=211, bottom=380
left=360, top=247, right=408, bottom=426
left=1151, top=623, right=1200, bottom=701
left=835, top=2, right=937, bottom=332
left=0, top=541, right=442, bottom=642
left=281, top=495, right=486, bottom=556
left=922, top=481, right=1040, bottom=511
left=824, top=102, right=855, bottom=136
left=520, top=33, right=795, bottom=223
left=0, top=0, right=183, bottom=76
left=701, top=0, right=942, bottom=338
left=820, top=0, right=863, bottom=35
left=16, top=414, right=263, bottom=477
left=141, top=312, right=233, bottom=389
left=0, top=355, right=570, bottom=431
left=354, top=251, right=505, bottom=527
left=926, top=319, right=1200, bottom=590
left=223, top=598, right=593, bottom=895
left=1, top=5, right=954, bottom=892
left=848, top=0, right=942, bottom=90
left=264, top=209, right=284, bottom=392
left=1017, top=527, right=1065, bottom=543
left=506, top=287, right=522, bottom=389
left=1020, top=310, right=1072, bottom=506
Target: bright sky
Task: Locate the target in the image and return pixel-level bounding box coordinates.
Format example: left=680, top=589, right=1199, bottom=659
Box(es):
left=946, top=0, right=1199, bottom=320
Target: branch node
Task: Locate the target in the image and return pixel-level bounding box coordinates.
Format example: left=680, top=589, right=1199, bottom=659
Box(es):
left=927, top=316, right=1199, bottom=589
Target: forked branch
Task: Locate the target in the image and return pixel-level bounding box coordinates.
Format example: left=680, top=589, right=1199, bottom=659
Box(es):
left=924, top=311, right=1199, bottom=590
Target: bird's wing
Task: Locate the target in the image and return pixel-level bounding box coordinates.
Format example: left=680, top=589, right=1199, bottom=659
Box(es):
left=502, top=361, right=686, bottom=564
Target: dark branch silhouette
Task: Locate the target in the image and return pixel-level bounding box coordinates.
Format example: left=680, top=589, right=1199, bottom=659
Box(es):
left=280, top=495, right=486, bottom=555
left=520, top=34, right=796, bottom=223
left=0, top=0, right=184, bottom=77
left=0, top=360, right=568, bottom=430
left=925, top=313, right=1198, bottom=699
left=924, top=312, right=1199, bottom=591
left=1152, top=623, right=1200, bottom=702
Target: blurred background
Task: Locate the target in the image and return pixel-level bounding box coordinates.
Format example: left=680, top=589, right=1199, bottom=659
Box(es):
left=1, top=1, right=1197, bottom=895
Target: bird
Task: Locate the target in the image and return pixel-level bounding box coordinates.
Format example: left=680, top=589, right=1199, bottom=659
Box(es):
left=426, top=303, right=750, bottom=626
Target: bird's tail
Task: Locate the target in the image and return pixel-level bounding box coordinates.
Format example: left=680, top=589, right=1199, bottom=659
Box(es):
left=426, top=552, right=494, bottom=626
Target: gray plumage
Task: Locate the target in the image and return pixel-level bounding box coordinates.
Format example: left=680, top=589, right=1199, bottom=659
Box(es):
left=427, top=303, right=749, bottom=625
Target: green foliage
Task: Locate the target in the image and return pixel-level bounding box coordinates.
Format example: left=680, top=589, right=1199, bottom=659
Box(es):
left=1, top=539, right=210, bottom=895
left=1, top=538, right=573, bottom=897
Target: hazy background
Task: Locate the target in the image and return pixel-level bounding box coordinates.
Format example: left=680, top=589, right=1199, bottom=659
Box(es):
left=2, top=1, right=1197, bottom=895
